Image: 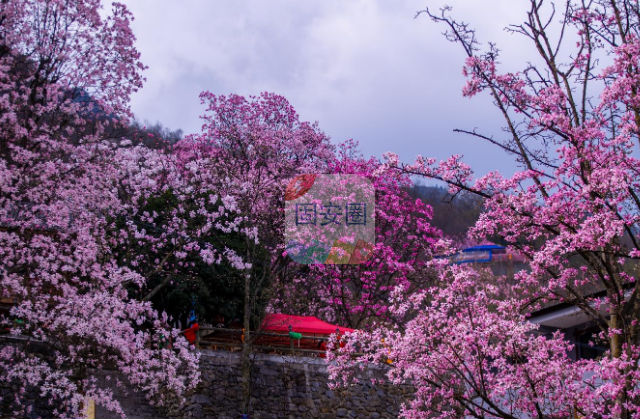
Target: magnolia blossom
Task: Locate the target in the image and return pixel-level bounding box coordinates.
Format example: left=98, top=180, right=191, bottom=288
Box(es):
left=335, top=1, right=640, bottom=418
left=0, top=1, right=206, bottom=417
left=271, top=140, right=444, bottom=328
left=328, top=268, right=627, bottom=419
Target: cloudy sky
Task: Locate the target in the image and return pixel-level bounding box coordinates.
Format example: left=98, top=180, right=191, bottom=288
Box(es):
left=120, top=0, right=538, bottom=178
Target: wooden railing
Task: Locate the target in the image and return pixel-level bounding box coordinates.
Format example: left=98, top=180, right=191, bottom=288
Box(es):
left=194, top=326, right=332, bottom=356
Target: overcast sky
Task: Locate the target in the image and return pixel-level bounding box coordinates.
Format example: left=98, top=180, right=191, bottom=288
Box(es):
left=120, top=0, right=540, bottom=179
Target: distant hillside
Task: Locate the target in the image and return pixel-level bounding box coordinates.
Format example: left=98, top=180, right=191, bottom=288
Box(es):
left=408, top=184, right=484, bottom=241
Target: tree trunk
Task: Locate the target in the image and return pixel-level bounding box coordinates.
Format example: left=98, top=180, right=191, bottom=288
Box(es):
left=610, top=311, right=628, bottom=419
left=241, top=272, right=252, bottom=416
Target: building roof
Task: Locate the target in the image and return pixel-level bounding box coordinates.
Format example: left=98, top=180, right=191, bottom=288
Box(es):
left=262, top=313, right=354, bottom=335
left=462, top=244, right=505, bottom=252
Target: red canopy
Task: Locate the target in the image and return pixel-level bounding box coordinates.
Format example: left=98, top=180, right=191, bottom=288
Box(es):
left=261, top=313, right=354, bottom=335
left=183, top=323, right=200, bottom=344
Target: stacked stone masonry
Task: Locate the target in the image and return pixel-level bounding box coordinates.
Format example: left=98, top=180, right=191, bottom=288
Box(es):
left=96, top=349, right=412, bottom=419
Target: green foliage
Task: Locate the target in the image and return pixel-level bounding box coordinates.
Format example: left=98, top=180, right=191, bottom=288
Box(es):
left=115, top=189, right=270, bottom=329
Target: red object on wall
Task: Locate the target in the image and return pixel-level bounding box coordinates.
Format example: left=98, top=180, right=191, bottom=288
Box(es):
left=183, top=323, right=200, bottom=344
left=261, top=314, right=353, bottom=334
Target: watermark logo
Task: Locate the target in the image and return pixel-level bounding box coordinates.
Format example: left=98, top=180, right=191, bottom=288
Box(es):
left=284, top=174, right=375, bottom=264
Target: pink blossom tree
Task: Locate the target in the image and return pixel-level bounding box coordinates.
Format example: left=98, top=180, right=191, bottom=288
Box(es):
left=174, top=91, right=335, bottom=415
left=272, top=141, right=445, bottom=329
left=329, top=266, right=627, bottom=419
left=332, top=1, right=640, bottom=417
left=0, top=1, right=210, bottom=417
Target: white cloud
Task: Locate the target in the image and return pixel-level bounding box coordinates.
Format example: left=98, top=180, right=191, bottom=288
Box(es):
left=120, top=0, right=557, bottom=177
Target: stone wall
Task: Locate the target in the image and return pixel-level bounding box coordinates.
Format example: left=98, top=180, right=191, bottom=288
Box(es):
left=97, top=349, right=412, bottom=419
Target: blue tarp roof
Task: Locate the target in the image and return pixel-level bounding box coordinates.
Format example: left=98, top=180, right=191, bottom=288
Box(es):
left=462, top=245, right=505, bottom=252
